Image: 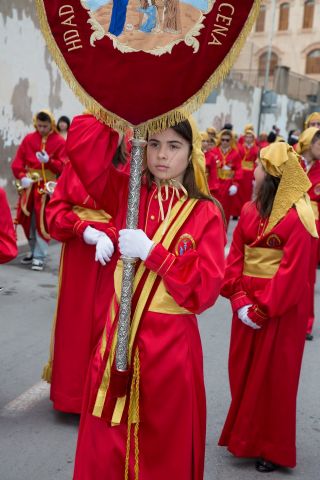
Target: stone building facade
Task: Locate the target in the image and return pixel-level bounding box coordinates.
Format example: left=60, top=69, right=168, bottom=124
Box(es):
left=234, top=0, right=320, bottom=80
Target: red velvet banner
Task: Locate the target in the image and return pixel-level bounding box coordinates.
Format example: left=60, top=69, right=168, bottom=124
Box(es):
left=36, top=0, right=260, bottom=129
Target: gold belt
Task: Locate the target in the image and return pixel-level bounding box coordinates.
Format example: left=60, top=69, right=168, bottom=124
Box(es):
left=310, top=201, right=319, bottom=221
left=114, top=260, right=191, bottom=315
left=243, top=245, right=283, bottom=279
left=218, top=168, right=234, bottom=180
left=27, top=168, right=57, bottom=182
left=241, top=160, right=254, bottom=171
left=72, top=206, right=112, bottom=223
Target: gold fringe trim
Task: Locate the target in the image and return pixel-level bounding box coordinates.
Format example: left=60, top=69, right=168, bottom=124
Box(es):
left=41, top=244, right=66, bottom=383
left=125, top=349, right=140, bottom=480
left=40, top=193, right=51, bottom=240
left=35, top=0, right=261, bottom=135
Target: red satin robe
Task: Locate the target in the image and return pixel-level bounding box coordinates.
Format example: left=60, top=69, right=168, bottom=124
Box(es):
left=306, top=159, right=320, bottom=334
left=233, top=143, right=259, bottom=216
left=219, top=202, right=312, bottom=468
left=68, top=115, right=226, bottom=480
left=11, top=130, right=67, bottom=241
left=206, top=146, right=242, bottom=226
left=0, top=188, right=18, bottom=264
left=205, top=149, right=219, bottom=195
left=46, top=162, right=117, bottom=413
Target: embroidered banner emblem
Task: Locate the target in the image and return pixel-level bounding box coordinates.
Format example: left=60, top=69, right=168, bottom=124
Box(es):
left=35, top=0, right=261, bottom=131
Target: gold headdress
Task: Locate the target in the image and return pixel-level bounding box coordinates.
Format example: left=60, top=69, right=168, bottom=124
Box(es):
left=33, top=109, right=57, bottom=133
left=296, top=127, right=320, bottom=155
left=260, top=142, right=318, bottom=238
left=244, top=124, right=255, bottom=135
left=200, top=131, right=210, bottom=142
left=216, top=129, right=237, bottom=149
left=304, top=112, right=320, bottom=129
left=188, top=116, right=211, bottom=197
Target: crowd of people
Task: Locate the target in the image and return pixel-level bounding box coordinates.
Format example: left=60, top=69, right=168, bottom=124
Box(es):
left=1, top=109, right=320, bottom=478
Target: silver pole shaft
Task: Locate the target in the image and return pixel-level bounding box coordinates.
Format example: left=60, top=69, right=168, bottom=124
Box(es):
left=115, top=128, right=146, bottom=371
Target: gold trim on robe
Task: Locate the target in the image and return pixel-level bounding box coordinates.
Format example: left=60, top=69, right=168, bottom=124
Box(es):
left=27, top=168, right=57, bottom=182
left=310, top=201, right=319, bottom=221
left=241, top=159, right=255, bottom=171
left=218, top=168, right=234, bottom=180
left=243, top=245, right=283, bottom=279
left=72, top=206, right=112, bottom=223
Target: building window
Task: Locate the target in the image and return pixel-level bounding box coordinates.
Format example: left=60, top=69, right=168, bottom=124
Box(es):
left=258, top=52, right=279, bottom=76
left=256, top=5, right=266, bottom=32
left=303, top=0, right=314, bottom=29
left=306, top=49, right=320, bottom=74
left=278, top=3, right=289, bottom=31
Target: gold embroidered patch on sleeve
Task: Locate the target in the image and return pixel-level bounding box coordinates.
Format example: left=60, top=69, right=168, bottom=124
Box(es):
left=175, top=233, right=196, bottom=256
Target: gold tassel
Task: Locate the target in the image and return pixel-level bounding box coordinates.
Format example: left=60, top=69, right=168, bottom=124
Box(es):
left=41, top=244, right=65, bottom=384
left=34, top=0, right=261, bottom=136
left=125, top=349, right=140, bottom=480
left=42, top=361, right=52, bottom=383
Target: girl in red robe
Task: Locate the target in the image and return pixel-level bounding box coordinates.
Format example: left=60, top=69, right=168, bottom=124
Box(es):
left=0, top=188, right=17, bottom=264
left=43, top=161, right=118, bottom=413
left=68, top=114, right=226, bottom=480
left=206, top=129, right=242, bottom=227
left=219, top=142, right=318, bottom=472
left=296, top=127, right=320, bottom=340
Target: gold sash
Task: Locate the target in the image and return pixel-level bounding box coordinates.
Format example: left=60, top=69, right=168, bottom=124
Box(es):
left=72, top=205, right=112, bottom=222
left=92, top=197, right=198, bottom=421
left=310, top=200, right=319, bottom=221
left=218, top=168, right=234, bottom=180
left=241, top=159, right=254, bottom=171
left=243, top=245, right=283, bottom=279
left=27, top=168, right=57, bottom=182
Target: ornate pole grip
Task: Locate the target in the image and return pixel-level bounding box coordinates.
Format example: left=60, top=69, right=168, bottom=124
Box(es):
left=115, top=128, right=147, bottom=372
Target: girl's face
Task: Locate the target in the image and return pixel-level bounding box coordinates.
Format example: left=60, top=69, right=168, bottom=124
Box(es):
left=311, top=139, right=320, bottom=160
left=58, top=120, right=69, bottom=132
left=254, top=160, right=266, bottom=194
left=147, top=128, right=190, bottom=183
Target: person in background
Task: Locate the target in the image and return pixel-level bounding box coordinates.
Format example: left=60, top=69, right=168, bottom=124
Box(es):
left=219, top=142, right=317, bottom=473
left=234, top=128, right=259, bottom=215
left=57, top=115, right=71, bottom=140
left=287, top=129, right=300, bottom=147
left=296, top=127, right=320, bottom=341
left=206, top=128, right=242, bottom=227
left=0, top=187, right=17, bottom=264
left=257, top=132, right=269, bottom=150
left=11, top=110, right=67, bottom=271
left=304, top=112, right=320, bottom=130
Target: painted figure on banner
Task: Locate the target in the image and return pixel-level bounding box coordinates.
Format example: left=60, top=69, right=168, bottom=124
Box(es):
left=81, top=0, right=212, bottom=54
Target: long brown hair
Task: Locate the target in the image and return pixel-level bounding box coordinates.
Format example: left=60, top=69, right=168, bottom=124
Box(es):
left=255, top=173, right=280, bottom=218
left=145, top=120, right=217, bottom=205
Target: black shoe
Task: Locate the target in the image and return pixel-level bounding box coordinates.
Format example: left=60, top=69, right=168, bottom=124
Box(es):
left=255, top=459, right=278, bottom=472
left=306, top=333, right=314, bottom=341
left=232, top=216, right=238, bottom=220
left=21, top=253, right=33, bottom=265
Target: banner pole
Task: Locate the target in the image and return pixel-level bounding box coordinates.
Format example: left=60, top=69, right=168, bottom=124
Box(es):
left=115, top=127, right=147, bottom=372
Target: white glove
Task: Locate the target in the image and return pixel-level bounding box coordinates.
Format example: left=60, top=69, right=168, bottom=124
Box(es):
left=237, top=305, right=261, bottom=330
left=83, top=226, right=104, bottom=245
left=36, top=151, right=49, bottom=163
left=119, top=229, right=154, bottom=261
left=20, top=176, right=33, bottom=188
left=228, top=185, right=238, bottom=196
left=95, top=234, right=114, bottom=266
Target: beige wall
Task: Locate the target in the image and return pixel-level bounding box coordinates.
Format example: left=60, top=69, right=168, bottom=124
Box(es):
left=234, top=0, right=320, bottom=80
left=0, top=2, right=82, bottom=208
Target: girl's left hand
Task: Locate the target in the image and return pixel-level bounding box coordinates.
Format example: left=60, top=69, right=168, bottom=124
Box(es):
left=119, top=229, right=154, bottom=261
